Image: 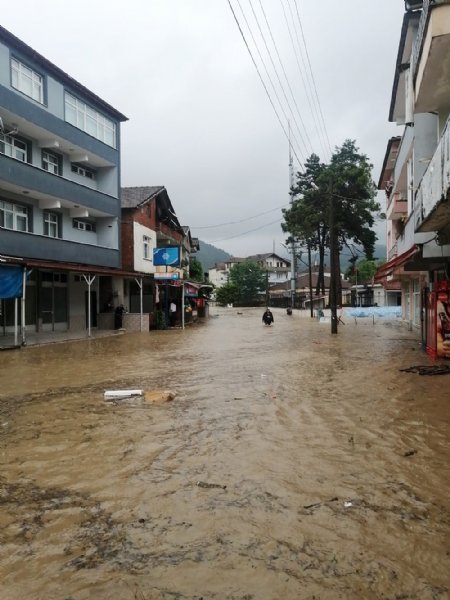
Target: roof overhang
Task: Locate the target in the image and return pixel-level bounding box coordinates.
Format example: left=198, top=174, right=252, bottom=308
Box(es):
left=374, top=245, right=419, bottom=281
left=0, top=255, right=147, bottom=279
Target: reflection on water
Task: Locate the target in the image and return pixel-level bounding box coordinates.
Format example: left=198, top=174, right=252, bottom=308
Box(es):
left=1, top=307, right=449, bottom=599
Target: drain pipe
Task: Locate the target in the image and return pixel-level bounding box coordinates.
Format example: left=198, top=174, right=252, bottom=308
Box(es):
left=21, top=266, right=27, bottom=346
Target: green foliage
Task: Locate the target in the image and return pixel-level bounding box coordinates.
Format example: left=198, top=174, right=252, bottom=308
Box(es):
left=326, top=139, right=379, bottom=258
left=345, top=258, right=380, bottom=284
left=282, top=141, right=380, bottom=291
left=216, top=282, right=239, bottom=305
left=229, top=261, right=266, bottom=303
left=189, top=256, right=204, bottom=282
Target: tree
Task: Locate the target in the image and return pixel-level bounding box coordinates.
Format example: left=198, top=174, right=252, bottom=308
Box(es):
left=189, top=256, right=204, bottom=282
left=282, top=140, right=380, bottom=307
left=282, top=154, right=328, bottom=296
left=216, top=282, right=239, bottom=306
left=345, top=258, right=379, bottom=284
left=229, top=261, right=266, bottom=304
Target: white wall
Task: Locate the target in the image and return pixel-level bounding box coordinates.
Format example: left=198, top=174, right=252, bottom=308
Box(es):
left=133, top=222, right=156, bottom=273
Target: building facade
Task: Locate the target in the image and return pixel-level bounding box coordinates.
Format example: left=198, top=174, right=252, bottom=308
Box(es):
left=120, top=186, right=201, bottom=328
left=377, top=0, right=450, bottom=357
left=0, top=25, right=130, bottom=339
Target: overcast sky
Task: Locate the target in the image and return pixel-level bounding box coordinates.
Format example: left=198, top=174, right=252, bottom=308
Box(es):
left=2, top=0, right=405, bottom=258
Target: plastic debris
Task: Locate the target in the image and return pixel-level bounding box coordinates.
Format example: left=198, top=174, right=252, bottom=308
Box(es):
left=104, top=389, right=143, bottom=400
left=344, top=501, right=353, bottom=508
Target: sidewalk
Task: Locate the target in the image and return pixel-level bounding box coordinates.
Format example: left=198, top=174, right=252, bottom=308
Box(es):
left=0, top=328, right=124, bottom=349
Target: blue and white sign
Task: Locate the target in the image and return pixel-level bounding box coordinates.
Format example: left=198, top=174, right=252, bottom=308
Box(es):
left=154, top=273, right=180, bottom=280
left=153, top=246, right=180, bottom=266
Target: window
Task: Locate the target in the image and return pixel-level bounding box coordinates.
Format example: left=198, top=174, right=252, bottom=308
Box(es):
left=0, top=200, right=29, bottom=231
left=73, top=218, right=96, bottom=232
left=71, top=163, right=96, bottom=180
left=11, top=58, right=44, bottom=103
left=143, top=235, right=152, bottom=260
left=65, top=93, right=116, bottom=148
left=42, top=150, right=62, bottom=175
left=0, top=133, right=28, bottom=162
left=43, top=212, right=60, bottom=238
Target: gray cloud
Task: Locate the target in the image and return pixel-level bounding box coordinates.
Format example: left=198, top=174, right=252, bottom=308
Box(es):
left=2, top=0, right=404, bottom=256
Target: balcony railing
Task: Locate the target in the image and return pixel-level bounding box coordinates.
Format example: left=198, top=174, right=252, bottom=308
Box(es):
left=388, top=242, right=398, bottom=261
left=415, top=114, right=450, bottom=230
left=411, top=0, right=450, bottom=80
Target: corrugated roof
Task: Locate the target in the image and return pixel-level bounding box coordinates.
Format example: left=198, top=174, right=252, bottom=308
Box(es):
left=121, top=186, right=164, bottom=208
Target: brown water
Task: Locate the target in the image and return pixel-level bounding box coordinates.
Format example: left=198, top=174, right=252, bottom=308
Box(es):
left=1, top=307, right=449, bottom=600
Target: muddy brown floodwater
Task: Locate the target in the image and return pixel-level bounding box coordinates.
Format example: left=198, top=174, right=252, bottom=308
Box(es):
left=1, top=307, right=449, bottom=600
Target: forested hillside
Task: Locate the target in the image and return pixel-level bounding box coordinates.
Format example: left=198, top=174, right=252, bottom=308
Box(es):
left=196, top=241, right=232, bottom=271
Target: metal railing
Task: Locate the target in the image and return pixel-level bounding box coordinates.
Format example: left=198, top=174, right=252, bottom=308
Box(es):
left=415, top=114, right=450, bottom=227
left=388, top=242, right=398, bottom=261
left=411, top=1, right=450, bottom=80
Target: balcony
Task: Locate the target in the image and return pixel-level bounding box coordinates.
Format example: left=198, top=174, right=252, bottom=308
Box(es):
left=0, top=227, right=120, bottom=267
left=415, top=115, right=450, bottom=232
left=412, top=0, right=450, bottom=113
left=386, top=192, right=408, bottom=221
left=0, top=153, right=119, bottom=217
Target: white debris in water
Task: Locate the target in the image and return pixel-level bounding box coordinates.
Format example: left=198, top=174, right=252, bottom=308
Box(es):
left=104, top=390, right=144, bottom=400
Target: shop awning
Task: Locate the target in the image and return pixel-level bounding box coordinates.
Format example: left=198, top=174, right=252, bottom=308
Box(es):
left=0, top=255, right=147, bottom=279
left=374, top=245, right=418, bottom=281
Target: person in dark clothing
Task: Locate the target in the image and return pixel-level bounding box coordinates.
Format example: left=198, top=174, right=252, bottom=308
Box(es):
left=262, top=308, right=274, bottom=325
left=114, top=304, right=126, bottom=329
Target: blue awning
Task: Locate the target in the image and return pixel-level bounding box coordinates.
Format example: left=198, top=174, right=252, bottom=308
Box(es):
left=0, top=266, right=24, bottom=299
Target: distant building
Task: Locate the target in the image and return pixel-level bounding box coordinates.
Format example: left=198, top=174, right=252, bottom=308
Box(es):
left=208, top=253, right=290, bottom=289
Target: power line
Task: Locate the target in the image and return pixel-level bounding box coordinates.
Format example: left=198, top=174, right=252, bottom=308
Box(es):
left=257, top=0, right=314, bottom=156
left=247, top=0, right=312, bottom=159
left=227, top=0, right=304, bottom=169
left=208, top=217, right=282, bottom=243
left=290, top=0, right=332, bottom=156
left=191, top=203, right=289, bottom=229
left=279, top=0, right=328, bottom=161
left=234, top=0, right=307, bottom=164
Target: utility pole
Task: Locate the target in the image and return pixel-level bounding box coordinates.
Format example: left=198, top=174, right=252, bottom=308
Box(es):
left=307, top=240, right=314, bottom=318
left=289, top=124, right=296, bottom=310
left=329, top=184, right=338, bottom=334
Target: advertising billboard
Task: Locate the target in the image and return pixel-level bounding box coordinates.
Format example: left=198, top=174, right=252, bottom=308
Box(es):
left=153, top=246, right=180, bottom=267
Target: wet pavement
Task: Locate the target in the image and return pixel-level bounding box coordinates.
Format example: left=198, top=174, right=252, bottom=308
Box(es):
left=0, top=307, right=449, bottom=599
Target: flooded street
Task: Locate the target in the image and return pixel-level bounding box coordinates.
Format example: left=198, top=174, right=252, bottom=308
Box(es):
left=1, top=307, right=449, bottom=600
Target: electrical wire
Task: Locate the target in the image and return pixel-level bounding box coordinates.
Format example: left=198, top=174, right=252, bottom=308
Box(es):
left=227, top=0, right=304, bottom=169
left=235, top=0, right=307, bottom=164
left=291, top=0, right=332, bottom=157
left=207, top=217, right=282, bottom=243
left=247, top=0, right=311, bottom=159
left=257, top=0, right=313, bottom=155
left=191, top=203, right=289, bottom=229
left=279, top=0, right=328, bottom=161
